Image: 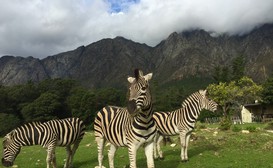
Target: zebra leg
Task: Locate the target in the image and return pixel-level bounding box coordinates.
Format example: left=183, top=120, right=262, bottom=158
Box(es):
left=128, top=145, right=137, bottom=168
left=145, top=142, right=155, bottom=168
left=95, top=137, right=106, bottom=168
left=179, top=132, right=187, bottom=162
left=64, top=145, right=72, bottom=168
left=153, top=133, right=159, bottom=159
left=108, top=144, right=118, bottom=168
left=156, top=135, right=164, bottom=159
left=46, top=146, right=56, bottom=168
left=184, top=133, right=192, bottom=162
left=52, top=150, right=57, bottom=168
left=68, top=140, right=81, bottom=168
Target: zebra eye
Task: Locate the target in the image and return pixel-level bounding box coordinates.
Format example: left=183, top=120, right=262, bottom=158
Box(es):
left=141, top=86, right=146, bottom=91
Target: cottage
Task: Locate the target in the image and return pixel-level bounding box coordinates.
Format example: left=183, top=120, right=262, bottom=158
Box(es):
left=241, top=103, right=273, bottom=123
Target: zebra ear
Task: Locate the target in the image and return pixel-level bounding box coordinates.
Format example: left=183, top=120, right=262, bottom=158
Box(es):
left=200, top=90, right=207, bottom=96
left=3, top=132, right=13, bottom=146
left=127, top=77, right=135, bottom=83
left=144, top=73, right=153, bottom=81
left=138, top=70, right=144, bottom=77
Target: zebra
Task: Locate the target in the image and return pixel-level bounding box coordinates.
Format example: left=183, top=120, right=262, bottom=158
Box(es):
left=153, top=90, right=217, bottom=162
left=94, top=69, right=156, bottom=168
left=2, top=117, right=85, bottom=168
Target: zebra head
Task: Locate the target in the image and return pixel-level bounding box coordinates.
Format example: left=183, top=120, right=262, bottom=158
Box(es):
left=199, top=90, right=218, bottom=112
left=127, top=69, right=153, bottom=116
left=2, top=131, right=21, bottom=167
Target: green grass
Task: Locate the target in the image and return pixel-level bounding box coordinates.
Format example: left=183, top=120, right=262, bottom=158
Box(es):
left=1, top=123, right=273, bottom=168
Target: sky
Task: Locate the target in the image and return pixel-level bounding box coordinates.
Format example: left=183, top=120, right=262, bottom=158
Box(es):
left=1, top=0, right=273, bottom=59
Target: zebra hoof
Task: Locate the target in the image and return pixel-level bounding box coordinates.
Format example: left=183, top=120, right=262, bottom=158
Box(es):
left=181, top=159, right=189, bottom=163
left=159, top=157, right=165, bottom=160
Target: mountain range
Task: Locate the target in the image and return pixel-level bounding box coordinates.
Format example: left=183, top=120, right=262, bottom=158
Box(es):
left=1, top=23, right=273, bottom=88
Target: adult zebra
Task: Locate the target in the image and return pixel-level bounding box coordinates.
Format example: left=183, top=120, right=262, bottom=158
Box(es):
left=2, top=118, right=85, bottom=168
left=153, top=90, right=217, bottom=162
left=94, top=69, right=156, bottom=168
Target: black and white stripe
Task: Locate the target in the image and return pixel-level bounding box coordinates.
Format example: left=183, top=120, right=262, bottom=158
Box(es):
left=94, top=69, right=156, bottom=168
left=2, top=118, right=85, bottom=168
left=153, top=90, right=217, bottom=161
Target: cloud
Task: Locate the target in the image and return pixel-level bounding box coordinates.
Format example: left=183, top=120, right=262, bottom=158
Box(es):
left=0, top=0, right=273, bottom=58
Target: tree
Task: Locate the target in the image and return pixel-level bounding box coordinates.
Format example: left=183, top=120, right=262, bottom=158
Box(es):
left=0, top=113, right=21, bottom=136
left=236, top=76, right=263, bottom=104
left=207, top=76, right=262, bottom=117
left=261, top=77, right=273, bottom=104
left=38, top=78, right=80, bottom=118
left=208, top=76, right=262, bottom=130
left=153, top=86, right=185, bottom=111
left=21, top=92, right=62, bottom=122
left=67, top=87, right=126, bottom=128
left=67, top=87, right=96, bottom=125
left=207, top=81, right=238, bottom=116
left=212, top=66, right=231, bottom=83
left=231, top=55, right=246, bottom=81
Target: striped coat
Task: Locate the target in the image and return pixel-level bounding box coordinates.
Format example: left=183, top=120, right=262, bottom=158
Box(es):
left=153, top=90, right=217, bottom=161
left=2, top=118, right=85, bottom=168
left=94, top=69, right=156, bottom=168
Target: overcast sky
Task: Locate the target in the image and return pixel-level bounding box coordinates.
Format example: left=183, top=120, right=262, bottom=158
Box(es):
left=1, top=0, right=273, bottom=59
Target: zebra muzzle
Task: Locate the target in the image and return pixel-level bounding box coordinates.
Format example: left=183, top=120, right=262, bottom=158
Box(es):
left=127, top=100, right=137, bottom=115
left=2, top=158, right=13, bottom=167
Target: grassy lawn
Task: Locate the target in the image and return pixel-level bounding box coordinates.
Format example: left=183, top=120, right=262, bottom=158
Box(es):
left=1, top=123, right=273, bottom=168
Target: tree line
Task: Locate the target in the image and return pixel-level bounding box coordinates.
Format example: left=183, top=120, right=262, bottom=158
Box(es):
left=0, top=79, right=127, bottom=135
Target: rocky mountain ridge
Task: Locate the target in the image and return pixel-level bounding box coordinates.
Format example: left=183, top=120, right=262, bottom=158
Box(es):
left=1, top=23, right=273, bottom=87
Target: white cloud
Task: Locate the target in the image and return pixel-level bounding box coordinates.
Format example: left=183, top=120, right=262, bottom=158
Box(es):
left=0, top=0, right=273, bottom=58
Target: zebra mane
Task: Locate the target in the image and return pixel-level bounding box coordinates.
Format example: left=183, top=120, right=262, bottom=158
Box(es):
left=181, top=90, right=205, bottom=107
left=134, top=69, right=140, bottom=80
left=3, top=130, right=15, bottom=146
left=7, top=121, right=43, bottom=137
left=22, top=121, right=43, bottom=127
left=134, top=69, right=144, bottom=80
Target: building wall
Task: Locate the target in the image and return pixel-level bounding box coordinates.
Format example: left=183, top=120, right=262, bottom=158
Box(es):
left=241, top=106, right=252, bottom=123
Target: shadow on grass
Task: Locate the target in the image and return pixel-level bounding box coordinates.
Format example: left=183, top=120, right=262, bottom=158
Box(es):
left=189, top=142, right=219, bottom=158
left=152, top=137, right=219, bottom=166
left=71, top=159, right=95, bottom=168
left=132, top=156, right=181, bottom=168
left=56, top=156, right=98, bottom=168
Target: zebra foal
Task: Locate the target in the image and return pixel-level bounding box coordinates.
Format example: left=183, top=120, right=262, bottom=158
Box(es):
left=153, top=90, right=217, bottom=162
left=94, top=69, right=156, bottom=168
left=2, top=118, right=85, bottom=168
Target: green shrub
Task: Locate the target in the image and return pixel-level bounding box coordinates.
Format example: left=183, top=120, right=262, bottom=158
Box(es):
left=199, top=124, right=207, bottom=129
left=232, top=125, right=242, bottom=132
left=196, top=122, right=207, bottom=130
left=219, top=117, right=232, bottom=131
left=246, top=126, right=256, bottom=132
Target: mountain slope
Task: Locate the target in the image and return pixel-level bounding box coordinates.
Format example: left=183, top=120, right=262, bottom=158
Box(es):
left=0, top=24, right=272, bottom=87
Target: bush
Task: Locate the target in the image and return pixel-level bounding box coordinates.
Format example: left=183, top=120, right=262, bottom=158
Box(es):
left=219, top=117, right=232, bottom=131
left=0, top=113, right=21, bottom=136
left=198, top=124, right=207, bottom=129
left=264, top=122, right=273, bottom=130
left=232, top=125, right=242, bottom=132
left=246, top=126, right=256, bottom=132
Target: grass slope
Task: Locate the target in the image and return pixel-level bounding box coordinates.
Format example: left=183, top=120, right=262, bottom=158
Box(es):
left=1, top=123, right=273, bottom=168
